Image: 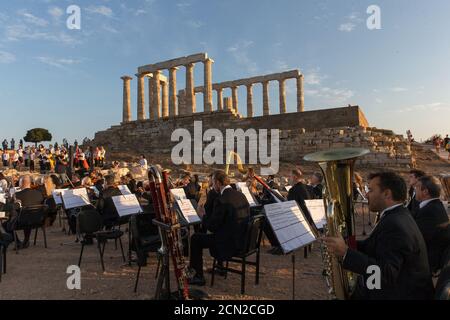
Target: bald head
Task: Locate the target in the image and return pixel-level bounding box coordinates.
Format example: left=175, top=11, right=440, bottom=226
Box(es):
left=20, top=175, right=32, bottom=189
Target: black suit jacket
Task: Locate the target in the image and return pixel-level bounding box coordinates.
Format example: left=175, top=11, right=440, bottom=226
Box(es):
left=287, top=182, right=313, bottom=225
left=203, top=187, right=250, bottom=260
left=15, top=188, right=44, bottom=207
left=415, top=199, right=450, bottom=272
left=97, top=186, right=122, bottom=226
left=343, top=205, right=434, bottom=300
left=407, top=187, right=420, bottom=219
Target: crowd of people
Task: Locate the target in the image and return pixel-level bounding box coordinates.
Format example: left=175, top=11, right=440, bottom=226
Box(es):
left=0, top=141, right=107, bottom=175
left=0, top=151, right=449, bottom=299
left=432, top=134, right=450, bottom=160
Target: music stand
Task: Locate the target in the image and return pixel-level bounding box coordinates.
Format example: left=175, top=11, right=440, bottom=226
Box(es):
left=111, top=194, right=143, bottom=266
left=263, top=200, right=318, bottom=300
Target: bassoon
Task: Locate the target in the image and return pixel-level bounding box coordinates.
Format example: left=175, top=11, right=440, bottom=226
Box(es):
left=148, top=166, right=190, bottom=300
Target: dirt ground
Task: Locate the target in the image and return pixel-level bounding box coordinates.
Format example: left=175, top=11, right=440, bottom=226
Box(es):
left=0, top=206, right=383, bottom=300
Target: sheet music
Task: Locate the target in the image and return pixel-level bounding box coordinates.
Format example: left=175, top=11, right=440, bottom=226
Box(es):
left=264, top=200, right=316, bottom=254
left=90, top=186, right=100, bottom=197
left=305, top=199, right=327, bottom=229
left=176, top=199, right=201, bottom=224
left=235, top=182, right=257, bottom=207
left=52, top=188, right=68, bottom=205
left=170, top=188, right=187, bottom=200
left=118, top=184, right=132, bottom=195
left=112, top=194, right=143, bottom=217
left=235, top=182, right=247, bottom=191
left=0, top=193, right=6, bottom=204
left=61, top=188, right=91, bottom=209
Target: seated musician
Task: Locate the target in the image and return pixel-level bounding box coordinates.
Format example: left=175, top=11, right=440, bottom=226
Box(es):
left=188, top=170, right=250, bottom=286
left=267, top=175, right=280, bottom=190
left=42, top=176, right=58, bottom=227
left=415, top=176, right=450, bottom=273
left=324, top=171, right=434, bottom=300
left=307, top=172, right=323, bottom=199
left=96, top=174, right=122, bottom=229
left=184, top=174, right=201, bottom=203
left=287, top=169, right=314, bottom=225
left=5, top=175, right=44, bottom=249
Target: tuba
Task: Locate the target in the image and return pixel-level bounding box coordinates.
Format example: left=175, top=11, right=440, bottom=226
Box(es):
left=304, top=147, right=370, bottom=300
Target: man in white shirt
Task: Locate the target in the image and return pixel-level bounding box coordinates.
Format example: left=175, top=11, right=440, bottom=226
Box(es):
left=2, top=151, right=9, bottom=167
left=139, top=154, right=148, bottom=169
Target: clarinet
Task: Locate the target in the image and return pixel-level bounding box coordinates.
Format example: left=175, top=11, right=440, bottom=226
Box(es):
left=148, top=167, right=189, bottom=300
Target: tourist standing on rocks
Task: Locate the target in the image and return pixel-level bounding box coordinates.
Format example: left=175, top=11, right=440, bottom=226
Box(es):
left=10, top=138, right=15, bottom=150
left=2, top=149, right=10, bottom=168
left=139, top=154, right=148, bottom=170
left=29, top=147, right=35, bottom=172
left=11, top=151, right=19, bottom=170
left=2, top=139, right=7, bottom=151
left=444, top=134, right=450, bottom=160
left=99, top=146, right=106, bottom=167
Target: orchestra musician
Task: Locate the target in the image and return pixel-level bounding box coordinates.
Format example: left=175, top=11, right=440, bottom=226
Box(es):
left=323, top=171, right=435, bottom=300
left=307, top=172, right=323, bottom=199
left=287, top=169, right=313, bottom=225
left=407, top=169, right=426, bottom=219
left=414, top=176, right=450, bottom=273
left=188, top=170, right=250, bottom=286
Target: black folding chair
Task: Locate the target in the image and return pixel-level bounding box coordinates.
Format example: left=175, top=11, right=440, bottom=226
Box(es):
left=12, top=204, right=48, bottom=253
left=211, top=214, right=265, bottom=294
left=77, top=209, right=126, bottom=272
left=0, top=240, right=7, bottom=282
left=130, top=214, right=161, bottom=292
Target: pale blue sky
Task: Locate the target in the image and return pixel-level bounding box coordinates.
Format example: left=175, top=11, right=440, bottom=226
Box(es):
left=0, top=0, right=449, bottom=144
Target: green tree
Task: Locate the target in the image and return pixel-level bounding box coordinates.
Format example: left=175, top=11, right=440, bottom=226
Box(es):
left=24, top=128, right=52, bottom=147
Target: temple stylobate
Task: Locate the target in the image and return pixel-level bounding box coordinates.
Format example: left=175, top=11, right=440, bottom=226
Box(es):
left=120, top=52, right=305, bottom=123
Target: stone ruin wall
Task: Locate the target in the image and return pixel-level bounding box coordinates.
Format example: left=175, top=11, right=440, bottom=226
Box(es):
left=92, top=106, right=413, bottom=169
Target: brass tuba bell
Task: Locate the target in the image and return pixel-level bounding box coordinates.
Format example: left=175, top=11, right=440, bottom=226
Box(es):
left=304, top=147, right=370, bottom=300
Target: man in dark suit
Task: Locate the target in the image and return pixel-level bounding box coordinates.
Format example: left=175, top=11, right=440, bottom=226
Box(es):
left=96, top=174, right=122, bottom=228
left=415, top=176, right=450, bottom=272
left=323, top=171, right=434, bottom=300
left=307, top=172, right=324, bottom=199
left=407, top=169, right=426, bottom=219
left=9, top=175, right=44, bottom=248
left=189, top=170, right=250, bottom=285
left=287, top=169, right=313, bottom=224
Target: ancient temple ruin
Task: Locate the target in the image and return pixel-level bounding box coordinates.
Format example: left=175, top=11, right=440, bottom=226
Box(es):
left=92, top=52, right=413, bottom=168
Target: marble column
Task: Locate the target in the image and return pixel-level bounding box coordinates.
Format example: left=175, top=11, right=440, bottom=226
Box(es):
left=185, top=63, right=195, bottom=114
left=262, top=81, right=270, bottom=116
left=296, top=75, right=304, bottom=112
left=246, top=83, right=254, bottom=118
left=279, top=78, right=287, bottom=114
left=162, top=80, right=169, bottom=117
left=203, top=58, right=213, bottom=112
left=169, top=67, right=178, bottom=117
left=121, top=76, right=132, bottom=122
left=231, top=86, right=238, bottom=112
left=224, top=97, right=233, bottom=111
left=216, top=88, right=224, bottom=110
left=153, top=71, right=161, bottom=119
left=148, top=75, right=154, bottom=120
left=136, top=73, right=146, bottom=120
